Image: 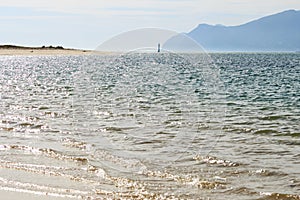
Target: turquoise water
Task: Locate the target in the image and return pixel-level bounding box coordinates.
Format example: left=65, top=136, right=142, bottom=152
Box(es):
left=0, top=53, right=299, bottom=199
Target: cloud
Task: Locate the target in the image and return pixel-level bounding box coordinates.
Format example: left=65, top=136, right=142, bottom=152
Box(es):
left=0, top=0, right=179, bottom=14
left=1, top=0, right=299, bottom=21
left=1, top=0, right=299, bottom=49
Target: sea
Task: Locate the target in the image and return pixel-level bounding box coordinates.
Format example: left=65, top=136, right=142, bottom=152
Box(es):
left=0, top=52, right=299, bottom=199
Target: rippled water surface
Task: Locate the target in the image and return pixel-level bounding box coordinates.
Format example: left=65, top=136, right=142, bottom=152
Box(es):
left=0, top=53, right=299, bottom=199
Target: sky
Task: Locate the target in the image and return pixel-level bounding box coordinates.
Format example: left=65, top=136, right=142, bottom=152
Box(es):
left=1, top=0, right=300, bottom=49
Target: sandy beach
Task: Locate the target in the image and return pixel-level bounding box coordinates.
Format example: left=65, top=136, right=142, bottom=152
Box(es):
left=0, top=45, right=93, bottom=56
left=0, top=190, right=76, bottom=200
left=0, top=49, right=92, bottom=56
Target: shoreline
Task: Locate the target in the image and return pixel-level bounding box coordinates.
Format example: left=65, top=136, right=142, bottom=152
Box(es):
left=0, top=45, right=93, bottom=56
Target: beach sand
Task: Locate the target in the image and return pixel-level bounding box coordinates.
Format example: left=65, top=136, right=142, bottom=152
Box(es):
left=0, top=48, right=93, bottom=56
left=0, top=190, right=76, bottom=200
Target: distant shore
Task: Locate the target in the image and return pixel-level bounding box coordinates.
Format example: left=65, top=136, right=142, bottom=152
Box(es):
left=0, top=45, right=93, bottom=56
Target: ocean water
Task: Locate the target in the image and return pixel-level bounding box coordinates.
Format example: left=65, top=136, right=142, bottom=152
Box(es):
left=0, top=53, right=299, bottom=199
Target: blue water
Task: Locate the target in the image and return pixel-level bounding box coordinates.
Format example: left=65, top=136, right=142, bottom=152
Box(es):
left=0, top=53, right=299, bottom=199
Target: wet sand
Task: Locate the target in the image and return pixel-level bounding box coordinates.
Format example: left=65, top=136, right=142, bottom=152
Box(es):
left=0, top=190, right=76, bottom=200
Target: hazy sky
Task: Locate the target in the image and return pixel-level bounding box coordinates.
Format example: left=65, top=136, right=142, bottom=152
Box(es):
left=1, top=0, right=299, bottom=49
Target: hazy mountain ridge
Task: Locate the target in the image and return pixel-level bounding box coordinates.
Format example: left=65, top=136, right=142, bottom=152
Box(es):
left=188, top=10, right=300, bottom=51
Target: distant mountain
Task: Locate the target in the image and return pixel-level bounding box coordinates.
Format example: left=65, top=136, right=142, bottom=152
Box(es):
left=188, top=10, right=300, bottom=52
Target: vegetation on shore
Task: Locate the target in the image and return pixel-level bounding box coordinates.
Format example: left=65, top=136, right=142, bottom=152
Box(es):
left=0, top=45, right=66, bottom=50
left=0, top=45, right=91, bottom=55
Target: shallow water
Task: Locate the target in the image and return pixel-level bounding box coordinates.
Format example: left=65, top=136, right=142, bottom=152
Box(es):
left=0, top=53, right=299, bottom=199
